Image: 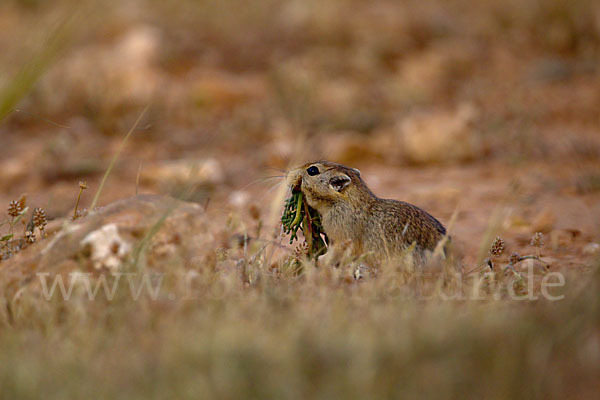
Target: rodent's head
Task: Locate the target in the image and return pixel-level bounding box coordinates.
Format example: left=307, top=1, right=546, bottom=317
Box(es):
left=286, top=161, right=374, bottom=211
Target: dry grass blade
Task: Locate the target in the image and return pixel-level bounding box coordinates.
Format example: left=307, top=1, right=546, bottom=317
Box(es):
left=0, top=9, right=82, bottom=123
left=90, top=105, right=149, bottom=210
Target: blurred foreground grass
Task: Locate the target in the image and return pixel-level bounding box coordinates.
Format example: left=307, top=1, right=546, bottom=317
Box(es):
left=0, top=257, right=598, bottom=399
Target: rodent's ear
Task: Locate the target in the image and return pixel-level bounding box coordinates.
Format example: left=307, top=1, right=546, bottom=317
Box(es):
left=330, top=174, right=351, bottom=192
left=351, top=168, right=360, bottom=176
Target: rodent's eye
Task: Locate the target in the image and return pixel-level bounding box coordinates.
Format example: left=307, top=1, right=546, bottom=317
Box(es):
left=306, top=166, right=320, bottom=176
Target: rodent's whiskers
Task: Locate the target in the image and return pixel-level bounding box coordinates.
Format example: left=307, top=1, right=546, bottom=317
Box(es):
left=257, top=180, right=286, bottom=203
left=266, top=166, right=288, bottom=174
left=258, top=175, right=285, bottom=182
left=264, top=180, right=285, bottom=195
left=239, top=175, right=285, bottom=192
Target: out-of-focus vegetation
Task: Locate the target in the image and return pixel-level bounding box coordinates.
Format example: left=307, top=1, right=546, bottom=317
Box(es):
left=1, top=255, right=599, bottom=399
left=1, top=0, right=599, bottom=398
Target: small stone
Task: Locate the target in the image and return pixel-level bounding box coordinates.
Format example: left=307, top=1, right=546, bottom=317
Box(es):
left=141, top=158, right=224, bottom=188
left=80, top=224, right=132, bottom=271
left=583, top=243, right=600, bottom=256
left=399, top=103, right=481, bottom=165
left=321, top=132, right=378, bottom=164
left=396, top=40, right=476, bottom=101
left=229, top=191, right=249, bottom=208
left=189, top=69, right=265, bottom=111
left=36, top=25, right=162, bottom=118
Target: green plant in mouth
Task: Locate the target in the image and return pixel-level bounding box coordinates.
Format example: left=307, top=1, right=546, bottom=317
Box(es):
left=281, top=191, right=327, bottom=259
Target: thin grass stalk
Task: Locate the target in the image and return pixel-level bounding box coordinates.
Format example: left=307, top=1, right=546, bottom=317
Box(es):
left=90, top=106, right=149, bottom=210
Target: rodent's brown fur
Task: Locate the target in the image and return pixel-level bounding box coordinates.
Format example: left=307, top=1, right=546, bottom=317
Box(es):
left=286, top=161, right=447, bottom=264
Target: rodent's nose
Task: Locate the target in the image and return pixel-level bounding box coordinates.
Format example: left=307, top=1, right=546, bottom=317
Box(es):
left=291, top=176, right=302, bottom=192
left=286, top=170, right=302, bottom=192
left=292, top=179, right=302, bottom=192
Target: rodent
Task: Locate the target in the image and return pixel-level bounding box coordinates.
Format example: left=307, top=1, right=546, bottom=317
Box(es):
left=286, top=161, right=447, bottom=265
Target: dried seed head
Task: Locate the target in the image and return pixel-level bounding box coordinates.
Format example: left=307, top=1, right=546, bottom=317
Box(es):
left=530, top=232, right=544, bottom=247
left=25, top=231, right=36, bottom=244
left=509, top=252, right=520, bottom=265
left=79, top=181, right=88, bottom=190
left=489, top=236, right=505, bottom=257
left=292, top=242, right=309, bottom=261
left=8, top=200, right=23, bottom=217
left=33, top=208, right=47, bottom=230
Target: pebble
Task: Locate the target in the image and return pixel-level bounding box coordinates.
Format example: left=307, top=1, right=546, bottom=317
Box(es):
left=583, top=243, right=600, bottom=256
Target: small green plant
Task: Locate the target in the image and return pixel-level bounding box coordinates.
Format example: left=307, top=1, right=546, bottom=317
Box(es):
left=281, top=191, right=327, bottom=259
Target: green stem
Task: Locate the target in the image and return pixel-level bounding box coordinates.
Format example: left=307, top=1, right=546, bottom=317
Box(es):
left=290, top=192, right=303, bottom=228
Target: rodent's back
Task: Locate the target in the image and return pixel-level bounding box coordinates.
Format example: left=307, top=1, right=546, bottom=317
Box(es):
left=365, top=199, right=446, bottom=255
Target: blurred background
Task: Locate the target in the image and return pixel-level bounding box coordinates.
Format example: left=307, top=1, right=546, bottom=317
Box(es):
left=0, top=0, right=599, bottom=260
left=1, top=2, right=600, bottom=398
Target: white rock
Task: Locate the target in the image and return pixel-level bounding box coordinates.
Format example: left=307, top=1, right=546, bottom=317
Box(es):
left=141, top=158, right=224, bottom=187
left=80, top=224, right=132, bottom=271
left=229, top=191, right=250, bottom=208
left=399, top=103, right=481, bottom=164
left=37, top=25, right=162, bottom=114
left=583, top=243, right=600, bottom=256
